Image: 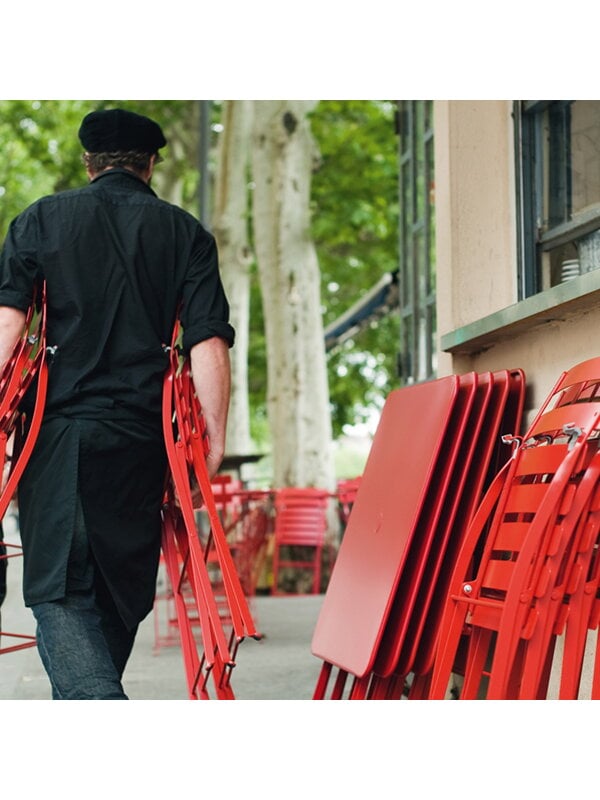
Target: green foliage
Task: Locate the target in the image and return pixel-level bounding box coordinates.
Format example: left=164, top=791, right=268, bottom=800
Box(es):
left=0, top=100, right=96, bottom=238
left=310, top=100, right=400, bottom=437
left=0, top=100, right=204, bottom=243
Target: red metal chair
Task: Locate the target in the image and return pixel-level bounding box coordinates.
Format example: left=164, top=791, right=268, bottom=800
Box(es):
left=0, top=541, right=36, bottom=655
left=336, top=477, right=361, bottom=530
left=271, top=487, right=330, bottom=595
left=226, top=488, right=273, bottom=597
left=203, top=475, right=245, bottom=629
left=0, top=284, right=48, bottom=657
left=428, top=356, right=600, bottom=699
left=153, top=481, right=272, bottom=653
left=556, top=475, right=600, bottom=698
left=153, top=475, right=239, bottom=654
left=160, top=327, right=262, bottom=698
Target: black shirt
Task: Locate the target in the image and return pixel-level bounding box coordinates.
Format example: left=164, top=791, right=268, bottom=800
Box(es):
left=0, top=169, right=235, bottom=627
left=0, top=168, right=234, bottom=419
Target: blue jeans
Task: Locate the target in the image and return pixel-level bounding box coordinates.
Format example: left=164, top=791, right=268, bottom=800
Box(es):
left=32, top=587, right=137, bottom=700
left=30, top=499, right=138, bottom=700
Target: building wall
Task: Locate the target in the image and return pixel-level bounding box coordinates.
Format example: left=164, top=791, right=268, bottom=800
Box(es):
left=434, top=99, right=600, bottom=426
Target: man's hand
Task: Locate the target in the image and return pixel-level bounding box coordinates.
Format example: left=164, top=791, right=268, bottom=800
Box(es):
left=189, top=337, right=231, bottom=481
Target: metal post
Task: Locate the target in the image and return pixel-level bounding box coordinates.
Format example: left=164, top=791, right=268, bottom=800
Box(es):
left=198, top=100, right=212, bottom=228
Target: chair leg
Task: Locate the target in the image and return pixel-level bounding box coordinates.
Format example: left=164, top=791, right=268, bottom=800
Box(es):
left=271, top=545, right=280, bottom=595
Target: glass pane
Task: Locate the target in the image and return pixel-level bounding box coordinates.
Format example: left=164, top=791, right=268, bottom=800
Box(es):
left=424, top=100, right=433, bottom=133
left=571, top=101, right=600, bottom=218
left=540, top=100, right=600, bottom=229
left=547, top=103, right=570, bottom=227
left=521, top=100, right=600, bottom=294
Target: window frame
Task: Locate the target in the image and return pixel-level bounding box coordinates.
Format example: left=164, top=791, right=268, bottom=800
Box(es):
left=397, top=99, right=436, bottom=384
left=516, top=100, right=600, bottom=299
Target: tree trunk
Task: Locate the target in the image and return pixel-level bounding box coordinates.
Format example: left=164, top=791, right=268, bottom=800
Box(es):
left=251, top=100, right=335, bottom=491
left=152, top=103, right=198, bottom=207
left=212, top=100, right=254, bottom=456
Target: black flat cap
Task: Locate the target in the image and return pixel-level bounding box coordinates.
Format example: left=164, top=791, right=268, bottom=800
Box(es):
left=78, top=108, right=167, bottom=153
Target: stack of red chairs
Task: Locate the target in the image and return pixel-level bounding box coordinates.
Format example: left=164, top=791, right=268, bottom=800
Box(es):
left=427, top=356, right=600, bottom=699
left=311, top=369, right=525, bottom=698
left=153, top=477, right=273, bottom=654
left=160, top=327, right=262, bottom=699
left=152, top=555, right=188, bottom=653
left=0, top=284, right=48, bottom=656
left=153, top=475, right=244, bottom=652
left=202, top=474, right=244, bottom=628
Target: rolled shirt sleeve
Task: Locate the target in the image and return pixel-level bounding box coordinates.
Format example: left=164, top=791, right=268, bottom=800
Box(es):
left=0, top=208, right=40, bottom=311
left=180, top=229, right=235, bottom=353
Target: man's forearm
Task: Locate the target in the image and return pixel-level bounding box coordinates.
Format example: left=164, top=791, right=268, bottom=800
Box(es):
left=0, top=306, right=26, bottom=370
left=189, top=336, right=231, bottom=480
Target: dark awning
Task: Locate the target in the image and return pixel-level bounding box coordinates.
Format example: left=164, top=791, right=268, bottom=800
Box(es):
left=324, top=270, right=399, bottom=352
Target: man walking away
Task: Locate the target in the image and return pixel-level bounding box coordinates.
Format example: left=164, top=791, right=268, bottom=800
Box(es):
left=0, top=107, right=234, bottom=699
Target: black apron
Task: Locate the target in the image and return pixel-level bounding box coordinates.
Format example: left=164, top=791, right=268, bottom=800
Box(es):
left=18, top=415, right=167, bottom=630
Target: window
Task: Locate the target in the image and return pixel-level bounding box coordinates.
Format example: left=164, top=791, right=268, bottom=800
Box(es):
left=516, top=100, right=600, bottom=298
left=397, top=100, right=436, bottom=384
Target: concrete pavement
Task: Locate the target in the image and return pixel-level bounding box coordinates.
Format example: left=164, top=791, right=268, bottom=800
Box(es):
left=0, top=522, right=325, bottom=701
left=2, top=520, right=596, bottom=701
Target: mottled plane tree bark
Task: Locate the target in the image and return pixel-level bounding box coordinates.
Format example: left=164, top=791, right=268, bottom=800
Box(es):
left=212, top=100, right=254, bottom=455
left=250, top=100, right=335, bottom=492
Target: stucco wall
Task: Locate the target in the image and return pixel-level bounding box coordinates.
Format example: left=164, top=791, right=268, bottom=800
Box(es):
left=434, top=99, right=600, bottom=427
left=434, top=100, right=517, bottom=330
left=450, top=309, right=600, bottom=430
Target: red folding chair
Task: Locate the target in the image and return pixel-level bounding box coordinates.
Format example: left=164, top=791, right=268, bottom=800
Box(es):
left=203, top=475, right=245, bottom=628
left=336, top=477, right=361, bottom=530
left=271, top=487, right=330, bottom=595
left=428, top=356, right=600, bottom=700
left=0, top=283, right=48, bottom=657
left=0, top=540, right=36, bottom=655
left=226, top=488, right=273, bottom=597
left=556, top=473, right=600, bottom=698
left=160, top=325, right=261, bottom=698
left=153, top=481, right=271, bottom=653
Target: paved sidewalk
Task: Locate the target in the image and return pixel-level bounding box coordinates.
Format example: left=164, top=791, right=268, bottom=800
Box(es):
left=4, top=524, right=595, bottom=701
left=0, top=525, right=325, bottom=701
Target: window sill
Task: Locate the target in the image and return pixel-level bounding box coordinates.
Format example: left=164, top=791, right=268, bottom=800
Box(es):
left=441, top=269, right=600, bottom=355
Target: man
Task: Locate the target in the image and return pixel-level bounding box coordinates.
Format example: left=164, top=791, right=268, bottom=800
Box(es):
left=0, top=107, right=234, bottom=699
